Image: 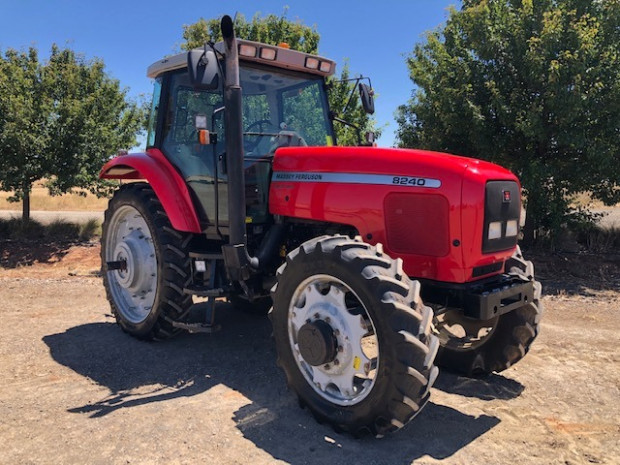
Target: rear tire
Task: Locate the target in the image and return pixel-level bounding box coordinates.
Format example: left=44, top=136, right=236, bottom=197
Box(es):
left=433, top=246, right=542, bottom=376
left=271, top=235, right=439, bottom=437
left=101, top=182, right=193, bottom=340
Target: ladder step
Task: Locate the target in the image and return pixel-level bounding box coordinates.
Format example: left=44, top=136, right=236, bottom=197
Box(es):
left=189, top=251, right=224, bottom=260
left=183, top=285, right=226, bottom=297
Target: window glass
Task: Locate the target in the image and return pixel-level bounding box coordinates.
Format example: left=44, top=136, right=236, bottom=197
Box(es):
left=282, top=82, right=331, bottom=146
left=161, top=72, right=222, bottom=179
left=239, top=64, right=333, bottom=155
left=146, top=78, right=161, bottom=148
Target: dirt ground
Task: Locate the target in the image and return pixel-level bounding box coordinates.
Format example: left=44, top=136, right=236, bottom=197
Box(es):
left=0, top=242, right=619, bottom=465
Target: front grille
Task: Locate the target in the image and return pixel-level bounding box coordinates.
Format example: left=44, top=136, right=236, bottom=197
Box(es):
left=384, top=193, right=450, bottom=257
left=482, top=181, right=520, bottom=253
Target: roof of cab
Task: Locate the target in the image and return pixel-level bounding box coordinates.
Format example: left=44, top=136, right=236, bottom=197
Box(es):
left=147, top=39, right=336, bottom=79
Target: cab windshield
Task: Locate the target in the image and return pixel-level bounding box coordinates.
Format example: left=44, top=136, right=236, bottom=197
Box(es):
left=239, top=63, right=334, bottom=156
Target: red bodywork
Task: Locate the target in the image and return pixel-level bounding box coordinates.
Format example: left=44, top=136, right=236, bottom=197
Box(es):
left=269, top=146, right=520, bottom=284
left=99, top=148, right=202, bottom=233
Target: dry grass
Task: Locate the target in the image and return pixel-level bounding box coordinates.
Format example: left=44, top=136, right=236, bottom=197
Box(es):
left=0, top=182, right=110, bottom=211
left=571, top=192, right=620, bottom=210
left=0, top=217, right=101, bottom=241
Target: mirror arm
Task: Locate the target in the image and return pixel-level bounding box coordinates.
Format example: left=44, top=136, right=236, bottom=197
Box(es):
left=331, top=115, right=364, bottom=146
left=341, top=77, right=362, bottom=116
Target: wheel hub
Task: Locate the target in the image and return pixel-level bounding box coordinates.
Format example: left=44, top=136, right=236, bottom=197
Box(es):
left=112, top=234, right=152, bottom=292
left=288, top=275, right=378, bottom=406
left=297, top=320, right=337, bottom=366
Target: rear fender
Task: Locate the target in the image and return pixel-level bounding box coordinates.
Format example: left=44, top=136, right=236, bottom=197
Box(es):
left=100, top=148, right=201, bottom=233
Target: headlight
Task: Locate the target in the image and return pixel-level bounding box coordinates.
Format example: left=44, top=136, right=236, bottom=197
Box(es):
left=260, top=47, right=277, bottom=60
left=305, top=57, right=319, bottom=69
left=505, top=220, right=519, bottom=237
left=488, top=221, right=502, bottom=240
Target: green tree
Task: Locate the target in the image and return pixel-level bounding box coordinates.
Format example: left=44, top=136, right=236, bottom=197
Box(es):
left=181, top=11, right=378, bottom=146
left=0, top=45, right=143, bottom=221
left=396, top=0, right=620, bottom=243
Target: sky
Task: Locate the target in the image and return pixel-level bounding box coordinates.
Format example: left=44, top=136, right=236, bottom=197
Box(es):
left=0, top=0, right=460, bottom=148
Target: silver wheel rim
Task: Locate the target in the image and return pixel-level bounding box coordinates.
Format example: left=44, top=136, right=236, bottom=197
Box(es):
left=105, top=205, right=157, bottom=324
left=288, top=274, right=379, bottom=406
left=433, top=310, right=499, bottom=351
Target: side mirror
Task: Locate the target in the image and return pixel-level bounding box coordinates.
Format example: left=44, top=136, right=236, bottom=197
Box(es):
left=359, top=83, right=375, bottom=115
left=188, top=49, right=220, bottom=90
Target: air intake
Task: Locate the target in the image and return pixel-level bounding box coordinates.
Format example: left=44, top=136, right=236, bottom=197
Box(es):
left=384, top=193, right=450, bottom=257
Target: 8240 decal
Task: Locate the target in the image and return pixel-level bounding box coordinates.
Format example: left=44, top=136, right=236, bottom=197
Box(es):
left=392, top=176, right=428, bottom=186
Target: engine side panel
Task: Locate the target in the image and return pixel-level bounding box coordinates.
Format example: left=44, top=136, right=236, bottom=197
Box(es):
left=270, top=146, right=519, bottom=283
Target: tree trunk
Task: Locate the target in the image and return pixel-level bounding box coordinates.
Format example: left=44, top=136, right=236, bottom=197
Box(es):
left=22, top=185, right=31, bottom=222
left=521, top=216, right=536, bottom=247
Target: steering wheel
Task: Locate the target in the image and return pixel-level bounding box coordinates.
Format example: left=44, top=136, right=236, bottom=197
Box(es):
left=269, top=129, right=308, bottom=153
left=244, top=119, right=278, bottom=152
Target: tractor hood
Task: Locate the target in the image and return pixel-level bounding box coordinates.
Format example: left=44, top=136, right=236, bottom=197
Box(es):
left=271, top=146, right=515, bottom=181
left=270, top=146, right=520, bottom=283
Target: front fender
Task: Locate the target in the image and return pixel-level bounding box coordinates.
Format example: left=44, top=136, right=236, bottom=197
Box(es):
left=100, top=148, right=201, bottom=233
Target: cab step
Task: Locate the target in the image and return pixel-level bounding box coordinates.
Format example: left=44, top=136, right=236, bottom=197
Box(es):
left=182, top=285, right=227, bottom=297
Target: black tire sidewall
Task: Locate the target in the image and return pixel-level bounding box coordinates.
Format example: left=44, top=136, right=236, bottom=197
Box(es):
left=102, top=184, right=186, bottom=339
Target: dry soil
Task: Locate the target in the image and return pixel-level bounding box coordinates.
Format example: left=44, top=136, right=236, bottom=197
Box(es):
left=0, top=242, right=618, bottom=465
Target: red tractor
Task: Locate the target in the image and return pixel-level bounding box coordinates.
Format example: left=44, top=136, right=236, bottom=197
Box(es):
left=100, top=16, right=542, bottom=437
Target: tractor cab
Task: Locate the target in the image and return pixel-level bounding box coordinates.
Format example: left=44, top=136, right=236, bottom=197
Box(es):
left=145, top=41, right=337, bottom=231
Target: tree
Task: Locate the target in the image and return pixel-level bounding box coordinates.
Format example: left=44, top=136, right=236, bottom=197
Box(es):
left=396, top=0, right=620, bottom=243
left=181, top=11, right=378, bottom=146
left=0, top=45, right=143, bottom=221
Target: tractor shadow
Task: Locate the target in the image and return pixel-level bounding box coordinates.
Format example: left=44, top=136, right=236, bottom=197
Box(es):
left=0, top=238, right=77, bottom=268
left=434, top=371, right=524, bottom=401
left=44, top=302, right=504, bottom=464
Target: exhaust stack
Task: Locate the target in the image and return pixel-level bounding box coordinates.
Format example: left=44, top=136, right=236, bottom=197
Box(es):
left=220, top=15, right=258, bottom=279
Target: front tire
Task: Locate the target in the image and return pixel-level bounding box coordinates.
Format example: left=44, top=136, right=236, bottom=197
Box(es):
left=433, top=246, right=543, bottom=376
left=101, top=183, right=193, bottom=340
left=271, top=236, right=439, bottom=437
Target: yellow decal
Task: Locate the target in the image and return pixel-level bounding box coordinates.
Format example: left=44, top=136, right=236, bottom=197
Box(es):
left=245, top=216, right=253, bottom=223
left=326, top=135, right=334, bottom=147
left=353, top=356, right=361, bottom=370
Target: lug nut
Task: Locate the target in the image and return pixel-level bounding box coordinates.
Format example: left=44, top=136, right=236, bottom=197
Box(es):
left=338, top=346, right=343, bottom=353
left=334, top=359, right=340, bottom=366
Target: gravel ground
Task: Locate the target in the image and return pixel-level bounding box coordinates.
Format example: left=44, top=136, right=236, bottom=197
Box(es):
left=0, top=245, right=618, bottom=465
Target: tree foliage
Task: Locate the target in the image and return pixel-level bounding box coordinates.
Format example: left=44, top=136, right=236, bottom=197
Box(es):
left=181, top=11, right=377, bottom=146
left=396, top=0, right=620, bottom=242
left=0, top=46, right=143, bottom=220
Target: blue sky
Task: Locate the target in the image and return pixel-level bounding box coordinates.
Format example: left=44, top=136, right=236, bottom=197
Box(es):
left=0, top=0, right=460, bottom=147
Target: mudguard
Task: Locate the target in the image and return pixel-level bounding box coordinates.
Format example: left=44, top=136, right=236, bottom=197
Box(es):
left=99, top=148, right=201, bottom=233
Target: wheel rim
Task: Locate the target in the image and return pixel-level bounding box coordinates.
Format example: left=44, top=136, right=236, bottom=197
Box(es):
left=105, top=205, right=158, bottom=324
left=433, top=310, right=499, bottom=351
left=288, top=274, right=379, bottom=406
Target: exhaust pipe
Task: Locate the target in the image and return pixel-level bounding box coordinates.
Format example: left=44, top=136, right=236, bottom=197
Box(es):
left=220, top=15, right=259, bottom=279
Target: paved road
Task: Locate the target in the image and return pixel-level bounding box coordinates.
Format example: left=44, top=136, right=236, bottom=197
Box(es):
left=0, top=210, right=104, bottom=225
